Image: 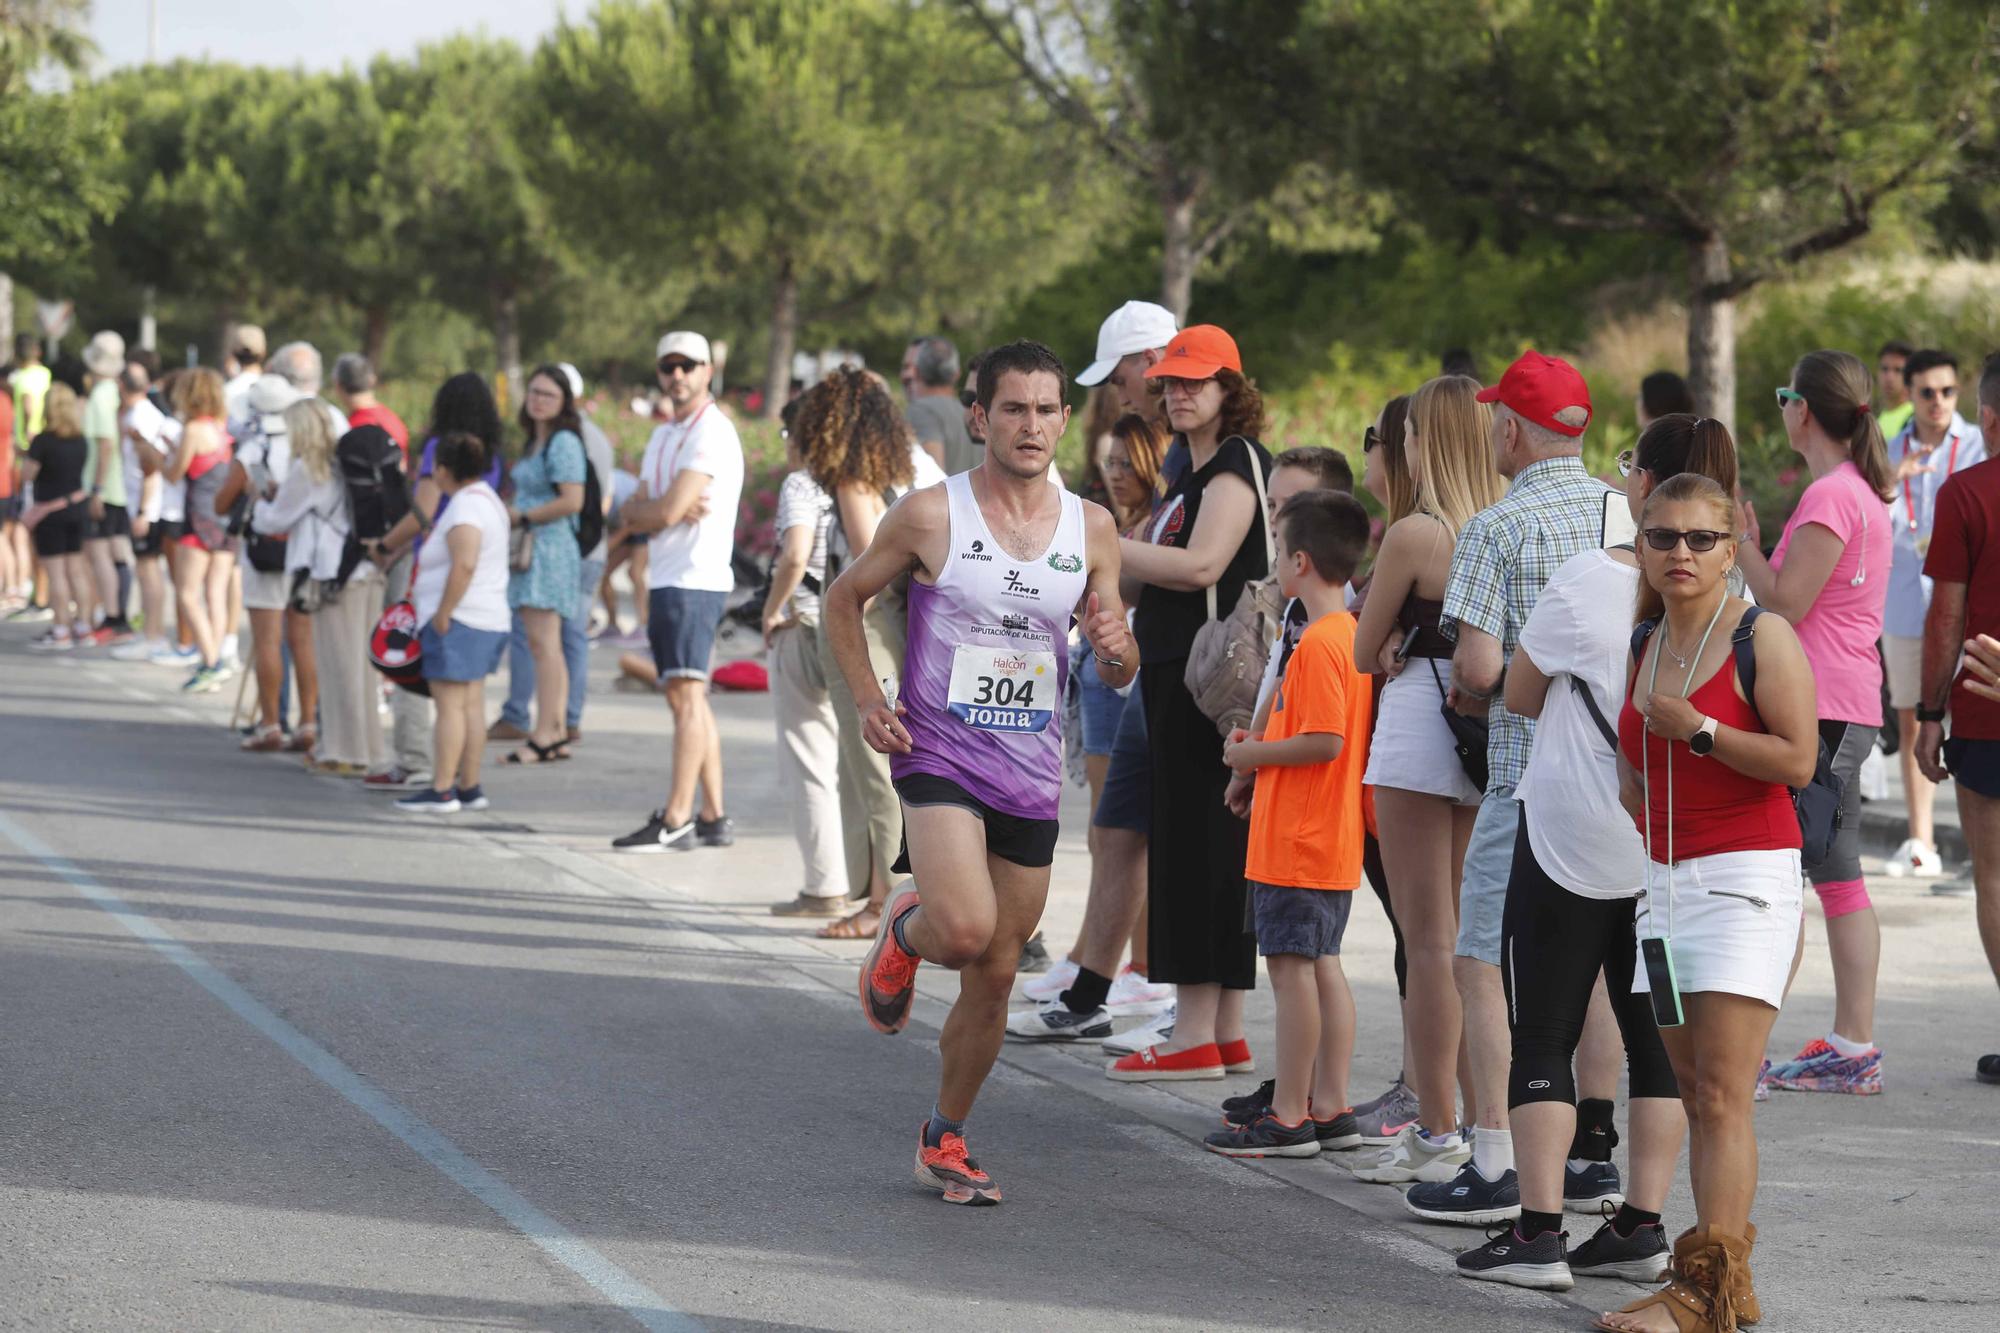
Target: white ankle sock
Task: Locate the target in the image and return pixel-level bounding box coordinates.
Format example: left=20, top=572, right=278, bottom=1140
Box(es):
left=1826, top=1030, right=1874, bottom=1058
left=1472, top=1127, right=1514, bottom=1180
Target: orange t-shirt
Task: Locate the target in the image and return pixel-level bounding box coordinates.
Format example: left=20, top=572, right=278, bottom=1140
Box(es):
left=1246, top=611, right=1372, bottom=891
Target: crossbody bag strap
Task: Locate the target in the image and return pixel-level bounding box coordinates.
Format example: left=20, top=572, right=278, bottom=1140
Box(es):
left=1571, top=674, right=1619, bottom=750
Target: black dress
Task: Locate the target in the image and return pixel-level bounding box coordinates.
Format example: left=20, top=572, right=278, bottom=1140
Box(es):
left=1134, top=434, right=1273, bottom=990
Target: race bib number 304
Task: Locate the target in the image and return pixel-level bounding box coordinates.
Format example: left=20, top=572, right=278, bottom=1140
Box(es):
left=947, top=643, right=1057, bottom=733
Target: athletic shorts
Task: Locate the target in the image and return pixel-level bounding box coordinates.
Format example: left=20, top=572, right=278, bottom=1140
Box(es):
left=1249, top=881, right=1353, bottom=959
left=88, top=502, right=131, bottom=542
left=31, top=506, right=85, bottom=557
left=1883, top=635, right=1923, bottom=712
left=133, top=518, right=182, bottom=558
left=891, top=772, right=1060, bottom=870
left=1945, top=737, right=2000, bottom=801
left=1454, top=785, right=1519, bottom=966
left=647, top=585, right=728, bottom=682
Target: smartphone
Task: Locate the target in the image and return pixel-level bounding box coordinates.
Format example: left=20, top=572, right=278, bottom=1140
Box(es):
left=1393, top=630, right=1417, bottom=665
left=1640, top=936, right=1685, bottom=1028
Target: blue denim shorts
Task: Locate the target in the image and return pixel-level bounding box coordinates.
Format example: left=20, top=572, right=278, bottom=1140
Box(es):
left=1074, top=655, right=1129, bottom=756
left=1250, top=882, right=1354, bottom=959
left=647, top=586, right=729, bottom=681
left=1454, top=786, right=1519, bottom=966
left=421, top=620, right=508, bottom=682
left=1091, top=669, right=1151, bottom=832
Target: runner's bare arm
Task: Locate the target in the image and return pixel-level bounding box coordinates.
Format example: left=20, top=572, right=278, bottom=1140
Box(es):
left=1078, top=502, right=1137, bottom=689
left=823, top=487, right=948, bottom=754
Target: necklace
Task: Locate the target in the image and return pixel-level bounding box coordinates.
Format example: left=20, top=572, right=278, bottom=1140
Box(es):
left=1660, top=593, right=1725, bottom=675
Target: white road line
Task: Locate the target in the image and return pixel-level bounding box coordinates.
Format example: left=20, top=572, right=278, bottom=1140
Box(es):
left=0, top=811, right=700, bottom=1333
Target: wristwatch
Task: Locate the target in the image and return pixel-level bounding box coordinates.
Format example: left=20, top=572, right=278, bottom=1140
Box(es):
left=1688, top=715, right=1718, bottom=757
left=1917, top=704, right=1948, bottom=724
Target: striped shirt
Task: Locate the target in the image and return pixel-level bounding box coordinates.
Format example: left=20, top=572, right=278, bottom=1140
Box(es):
left=1440, top=456, right=1616, bottom=792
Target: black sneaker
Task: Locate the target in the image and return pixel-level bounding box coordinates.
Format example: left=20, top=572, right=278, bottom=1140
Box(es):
left=1569, top=1212, right=1669, bottom=1281
left=1564, top=1159, right=1625, bottom=1212
left=1979, top=1053, right=2000, bottom=1085
left=1455, top=1223, right=1573, bottom=1290
left=1017, top=932, right=1052, bottom=974
left=612, top=811, right=695, bottom=853
left=1003, top=1001, right=1112, bottom=1042
left=1203, top=1113, right=1320, bottom=1159
left=1406, top=1163, right=1522, bottom=1225
left=1221, top=1079, right=1275, bottom=1126
left=1311, top=1109, right=1362, bottom=1150
left=696, top=815, right=734, bottom=847
left=457, top=785, right=490, bottom=812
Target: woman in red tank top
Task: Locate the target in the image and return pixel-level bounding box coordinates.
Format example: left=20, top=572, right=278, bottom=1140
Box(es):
left=1599, top=474, right=1819, bottom=1333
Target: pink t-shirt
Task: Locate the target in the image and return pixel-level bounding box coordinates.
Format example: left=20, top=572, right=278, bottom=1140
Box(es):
left=1769, top=461, right=1891, bottom=725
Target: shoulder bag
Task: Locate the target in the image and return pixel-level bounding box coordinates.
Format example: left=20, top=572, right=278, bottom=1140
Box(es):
left=1429, top=656, right=1490, bottom=790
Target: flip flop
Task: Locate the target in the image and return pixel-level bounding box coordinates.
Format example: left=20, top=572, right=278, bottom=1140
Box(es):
left=818, top=908, right=883, bottom=940
left=505, top=739, right=572, bottom=765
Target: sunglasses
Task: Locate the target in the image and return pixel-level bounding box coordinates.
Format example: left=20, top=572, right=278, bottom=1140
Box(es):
left=1363, top=426, right=1381, bottom=454
left=657, top=359, right=700, bottom=376
left=1917, top=384, right=1958, bottom=402
left=1616, top=448, right=1639, bottom=478
left=1774, top=386, right=1805, bottom=408
left=959, top=389, right=978, bottom=408
left=1642, top=526, right=1731, bottom=553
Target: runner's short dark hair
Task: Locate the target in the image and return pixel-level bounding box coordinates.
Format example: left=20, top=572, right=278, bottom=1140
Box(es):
left=1902, top=348, right=1958, bottom=384
left=975, top=340, right=1068, bottom=411
left=1278, top=489, right=1370, bottom=586
left=1271, top=446, right=1353, bottom=494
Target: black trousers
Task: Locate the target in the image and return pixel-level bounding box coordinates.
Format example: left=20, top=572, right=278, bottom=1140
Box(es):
left=1363, top=832, right=1407, bottom=998
left=1501, top=822, right=1678, bottom=1108
left=1143, top=659, right=1256, bottom=990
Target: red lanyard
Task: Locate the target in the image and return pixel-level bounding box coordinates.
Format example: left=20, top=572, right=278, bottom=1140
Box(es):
left=649, top=401, right=712, bottom=496
left=1902, top=428, right=1961, bottom=531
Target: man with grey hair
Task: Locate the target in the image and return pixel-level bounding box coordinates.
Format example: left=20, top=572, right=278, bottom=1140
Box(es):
left=333, top=353, right=409, bottom=463
left=1362, top=351, right=1613, bottom=1223
left=901, top=335, right=977, bottom=475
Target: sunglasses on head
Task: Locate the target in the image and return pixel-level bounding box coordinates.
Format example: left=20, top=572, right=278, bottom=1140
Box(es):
left=1363, top=426, right=1381, bottom=454
left=657, top=358, right=700, bottom=376
left=959, top=389, right=978, bottom=408
left=1917, top=384, right=1958, bottom=402
left=1642, top=526, right=1731, bottom=553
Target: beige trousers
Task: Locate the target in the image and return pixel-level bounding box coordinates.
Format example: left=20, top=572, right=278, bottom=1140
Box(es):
left=816, top=595, right=906, bottom=900
left=312, top=572, right=388, bottom=769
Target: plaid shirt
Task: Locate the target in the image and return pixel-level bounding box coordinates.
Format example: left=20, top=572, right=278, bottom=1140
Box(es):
left=1440, top=456, right=1616, bottom=792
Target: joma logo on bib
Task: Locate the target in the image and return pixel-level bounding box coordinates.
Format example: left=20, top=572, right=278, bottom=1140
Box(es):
left=1003, top=569, right=1041, bottom=598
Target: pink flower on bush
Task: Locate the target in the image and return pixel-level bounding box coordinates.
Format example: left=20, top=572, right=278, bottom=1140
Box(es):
left=1776, top=468, right=1799, bottom=488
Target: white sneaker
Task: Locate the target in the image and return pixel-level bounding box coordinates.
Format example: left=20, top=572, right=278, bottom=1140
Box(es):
left=1104, top=966, right=1173, bottom=1016
left=1004, top=1001, right=1112, bottom=1042
left=1350, top=1123, right=1471, bottom=1184
left=149, top=644, right=199, bottom=667
left=1883, top=837, right=1944, bottom=879
left=1021, top=955, right=1079, bottom=1003
left=111, top=637, right=166, bottom=662
left=1102, top=1003, right=1176, bottom=1056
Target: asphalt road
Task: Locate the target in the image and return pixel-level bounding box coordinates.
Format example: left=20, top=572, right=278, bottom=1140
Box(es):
left=3, top=621, right=1997, bottom=1331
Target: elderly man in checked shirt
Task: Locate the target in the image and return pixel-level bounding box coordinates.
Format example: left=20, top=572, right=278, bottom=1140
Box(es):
left=1418, top=351, right=1620, bottom=1221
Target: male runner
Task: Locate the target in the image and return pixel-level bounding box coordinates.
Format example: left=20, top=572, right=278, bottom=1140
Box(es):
left=824, top=339, right=1137, bottom=1205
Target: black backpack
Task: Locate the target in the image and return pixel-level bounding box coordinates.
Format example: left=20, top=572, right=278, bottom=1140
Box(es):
left=1631, top=606, right=1844, bottom=864
left=574, top=456, right=604, bottom=557
left=335, top=424, right=410, bottom=584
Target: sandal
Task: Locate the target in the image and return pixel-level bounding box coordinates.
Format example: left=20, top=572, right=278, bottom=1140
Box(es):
left=240, top=725, right=285, bottom=753
left=1594, top=1225, right=1749, bottom=1333
left=505, top=739, right=572, bottom=765
left=284, top=724, right=317, bottom=753
left=817, top=906, right=882, bottom=940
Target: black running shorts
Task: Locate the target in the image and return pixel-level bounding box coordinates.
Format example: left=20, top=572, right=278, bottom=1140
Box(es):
left=891, top=773, right=1060, bottom=871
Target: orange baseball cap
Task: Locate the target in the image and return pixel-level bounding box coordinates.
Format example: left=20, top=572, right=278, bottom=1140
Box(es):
left=1142, top=324, right=1242, bottom=380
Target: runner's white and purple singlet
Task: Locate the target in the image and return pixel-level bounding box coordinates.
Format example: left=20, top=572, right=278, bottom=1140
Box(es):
left=891, top=471, right=1090, bottom=820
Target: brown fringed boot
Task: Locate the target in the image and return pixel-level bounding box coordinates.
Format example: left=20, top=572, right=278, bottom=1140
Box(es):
left=1593, top=1225, right=1751, bottom=1333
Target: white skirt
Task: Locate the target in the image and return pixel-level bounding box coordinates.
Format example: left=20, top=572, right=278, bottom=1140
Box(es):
left=1632, top=848, right=1803, bottom=1009
left=242, top=566, right=290, bottom=612
left=1362, top=662, right=1483, bottom=805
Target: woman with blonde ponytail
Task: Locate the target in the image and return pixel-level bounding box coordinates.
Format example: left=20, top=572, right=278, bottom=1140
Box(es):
left=1736, top=349, right=1896, bottom=1099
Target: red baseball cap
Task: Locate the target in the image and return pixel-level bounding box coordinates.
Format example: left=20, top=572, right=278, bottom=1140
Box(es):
left=1143, top=325, right=1243, bottom=380
left=1475, top=350, right=1592, bottom=437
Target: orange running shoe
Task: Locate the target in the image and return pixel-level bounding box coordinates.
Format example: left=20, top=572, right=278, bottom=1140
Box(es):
left=859, top=888, right=921, bottom=1034
left=914, top=1124, right=1001, bottom=1205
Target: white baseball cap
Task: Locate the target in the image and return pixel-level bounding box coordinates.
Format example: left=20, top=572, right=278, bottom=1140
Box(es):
left=655, top=331, right=711, bottom=364
left=1075, top=301, right=1179, bottom=386
left=557, top=362, right=585, bottom=398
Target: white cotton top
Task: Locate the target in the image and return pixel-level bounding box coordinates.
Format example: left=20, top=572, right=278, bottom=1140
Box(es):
left=1514, top=547, right=1646, bottom=899
left=414, top=480, right=512, bottom=632
left=639, top=403, right=745, bottom=593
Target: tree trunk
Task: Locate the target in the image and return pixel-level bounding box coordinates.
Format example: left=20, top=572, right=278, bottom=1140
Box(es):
left=0, top=273, right=15, bottom=356
left=139, top=285, right=157, bottom=352
left=1686, top=232, right=1738, bottom=438
left=1159, top=181, right=1198, bottom=324
left=493, top=284, right=522, bottom=415
left=762, top=258, right=798, bottom=422
left=361, top=303, right=391, bottom=368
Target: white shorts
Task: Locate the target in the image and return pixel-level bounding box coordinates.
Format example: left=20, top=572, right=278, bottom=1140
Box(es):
left=1361, top=662, right=1483, bottom=805
left=242, top=566, right=290, bottom=612
left=1632, top=848, right=1803, bottom=1010
left=1883, top=634, right=1922, bottom=711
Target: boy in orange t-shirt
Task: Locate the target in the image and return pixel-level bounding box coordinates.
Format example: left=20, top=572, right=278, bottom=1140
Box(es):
left=1208, top=489, right=1374, bottom=1158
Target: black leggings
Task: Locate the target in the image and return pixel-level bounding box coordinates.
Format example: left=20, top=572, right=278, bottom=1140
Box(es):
left=1363, top=832, right=1407, bottom=999
left=1501, top=822, right=1678, bottom=1108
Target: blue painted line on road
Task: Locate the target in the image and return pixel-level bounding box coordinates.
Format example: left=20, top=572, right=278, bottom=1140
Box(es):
left=0, top=812, right=700, bottom=1333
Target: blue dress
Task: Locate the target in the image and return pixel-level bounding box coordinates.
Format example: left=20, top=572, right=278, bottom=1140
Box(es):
left=507, top=429, right=586, bottom=617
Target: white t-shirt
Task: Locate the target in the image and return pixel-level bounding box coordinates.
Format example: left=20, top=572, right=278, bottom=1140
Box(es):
left=414, top=480, right=512, bottom=632
left=1515, top=548, right=1645, bottom=899
left=123, top=399, right=184, bottom=522
left=639, top=402, right=744, bottom=593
